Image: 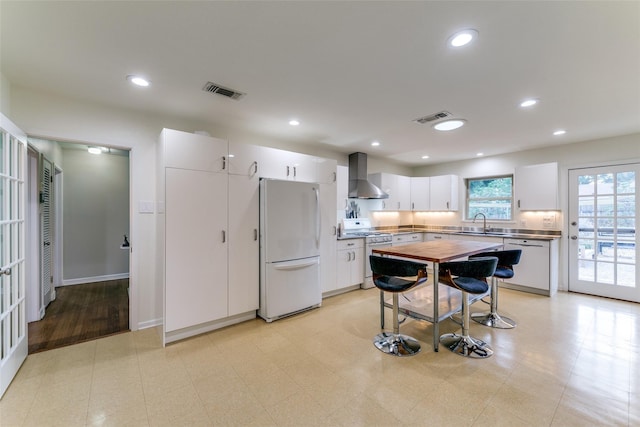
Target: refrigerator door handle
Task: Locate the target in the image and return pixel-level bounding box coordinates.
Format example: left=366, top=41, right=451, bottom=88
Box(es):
left=314, top=186, right=320, bottom=244
left=273, top=259, right=318, bottom=270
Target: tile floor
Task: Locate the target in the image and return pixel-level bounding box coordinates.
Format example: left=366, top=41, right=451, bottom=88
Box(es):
left=1, top=287, right=639, bottom=426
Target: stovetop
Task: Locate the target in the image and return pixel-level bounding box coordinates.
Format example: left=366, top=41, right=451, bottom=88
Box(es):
left=341, top=218, right=392, bottom=241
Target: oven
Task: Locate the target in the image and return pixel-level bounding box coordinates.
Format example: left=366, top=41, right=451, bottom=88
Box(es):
left=363, top=234, right=393, bottom=289
left=341, top=218, right=392, bottom=289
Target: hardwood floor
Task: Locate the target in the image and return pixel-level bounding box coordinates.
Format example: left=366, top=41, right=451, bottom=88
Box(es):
left=28, top=279, right=129, bottom=354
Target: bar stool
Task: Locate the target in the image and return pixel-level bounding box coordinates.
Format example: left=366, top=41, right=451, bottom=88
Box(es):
left=369, top=256, right=428, bottom=357
left=469, top=249, right=522, bottom=329
left=438, top=257, right=498, bottom=358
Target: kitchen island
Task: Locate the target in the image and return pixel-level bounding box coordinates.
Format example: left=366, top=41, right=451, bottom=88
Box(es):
left=373, top=239, right=502, bottom=351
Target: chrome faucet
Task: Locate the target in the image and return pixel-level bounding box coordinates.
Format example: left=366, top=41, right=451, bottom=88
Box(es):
left=473, top=212, right=488, bottom=234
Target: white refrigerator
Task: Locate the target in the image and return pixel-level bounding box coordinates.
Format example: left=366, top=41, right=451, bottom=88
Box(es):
left=259, top=179, right=321, bottom=322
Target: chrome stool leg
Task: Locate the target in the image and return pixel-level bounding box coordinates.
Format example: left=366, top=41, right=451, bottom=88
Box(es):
left=440, top=292, right=493, bottom=358
left=471, top=277, right=516, bottom=329
left=373, top=293, right=421, bottom=356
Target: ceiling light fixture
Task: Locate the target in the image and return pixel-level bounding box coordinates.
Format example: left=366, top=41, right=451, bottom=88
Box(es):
left=448, top=29, right=478, bottom=47
left=289, top=119, right=300, bottom=126
left=520, top=98, right=538, bottom=108
left=433, top=119, right=466, bottom=131
left=126, top=75, right=150, bottom=87
left=553, top=130, right=566, bottom=136
left=371, top=141, right=380, bottom=147
left=476, top=152, right=484, bottom=157
left=421, top=155, right=430, bottom=159
left=88, top=147, right=102, bottom=155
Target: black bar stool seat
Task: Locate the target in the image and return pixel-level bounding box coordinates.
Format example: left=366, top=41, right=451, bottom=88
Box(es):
left=438, top=256, right=498, bottom=358
left=369, top=256, right=428, bottom=357
left=469, top=249, right=522, bottom=329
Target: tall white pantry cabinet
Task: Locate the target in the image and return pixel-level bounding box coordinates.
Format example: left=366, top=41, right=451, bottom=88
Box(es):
left=157, top=129, right=258, bottom=345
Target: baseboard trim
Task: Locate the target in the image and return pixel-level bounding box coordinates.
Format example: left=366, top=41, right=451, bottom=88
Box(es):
left=138, top=318, right=163, bottom=330
left=61, top=273, right=130, bottom=287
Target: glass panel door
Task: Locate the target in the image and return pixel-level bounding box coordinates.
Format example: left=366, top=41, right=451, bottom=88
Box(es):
left=0, top=117, right=28, bottom=398
left=568, top=164, right=639, bottom=302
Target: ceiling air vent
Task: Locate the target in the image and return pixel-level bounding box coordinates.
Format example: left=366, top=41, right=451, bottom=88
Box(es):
left=202, top=82, right=245, bottom=100
left=413, top=111, right=452, bottom=124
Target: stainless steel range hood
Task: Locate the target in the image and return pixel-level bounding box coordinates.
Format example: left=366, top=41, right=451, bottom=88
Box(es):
left=348, top=152, right=389, bottom=199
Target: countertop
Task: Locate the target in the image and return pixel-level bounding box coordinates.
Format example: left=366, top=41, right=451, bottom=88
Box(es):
left=338, top=227, right=561, bottom=241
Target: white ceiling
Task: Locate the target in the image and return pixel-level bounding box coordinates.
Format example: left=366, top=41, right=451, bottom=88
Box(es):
left=2, top=1, right=639, bottom=166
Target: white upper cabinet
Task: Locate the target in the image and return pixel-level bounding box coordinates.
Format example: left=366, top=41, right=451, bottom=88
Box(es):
left=369, top=172, right=411, bottom=211
left=336, top=165, right=349, bottom=211
left=260, top=146, right=317, bottom=182
left=429, top=174, right=459, bottom=211
left=316, top=157, right=337, bottom=184
left=228, top=141, right=260, bottom=177
left=161, top=128, right=228, bottom=172
left=515, top=162, right=559, bottom=210
left=410, top=176, right=430, bottom=211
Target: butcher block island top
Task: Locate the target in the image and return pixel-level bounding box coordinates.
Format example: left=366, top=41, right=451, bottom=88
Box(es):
left=372, top=239, right=503, bottom=263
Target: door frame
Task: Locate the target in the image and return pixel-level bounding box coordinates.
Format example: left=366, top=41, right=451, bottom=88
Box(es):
left=567, top=161, right=639, bottom=302
left=25, top=134, right=137, bottom=333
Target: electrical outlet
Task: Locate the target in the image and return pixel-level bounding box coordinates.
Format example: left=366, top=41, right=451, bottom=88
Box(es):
left=543, top=215, right=555, bottom=229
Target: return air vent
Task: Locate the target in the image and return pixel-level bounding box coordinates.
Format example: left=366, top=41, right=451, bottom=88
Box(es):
left=413, top=111, right=452, bottom=124
left=202, top=82, right=245, bottom=100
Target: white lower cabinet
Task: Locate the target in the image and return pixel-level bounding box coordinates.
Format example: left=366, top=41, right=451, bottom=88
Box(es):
left=164, top=168, right=228, bottom=333
left=336, top=239, right=364, bottom=291
left=228, top=173, right=259, bottom=316
left=320, top=181, right=338, bottom=296
left=424, top=233, right=450, bottom=241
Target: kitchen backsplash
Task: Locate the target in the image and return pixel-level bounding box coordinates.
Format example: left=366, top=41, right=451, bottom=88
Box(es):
left=338, top=199, right=562, bottom=231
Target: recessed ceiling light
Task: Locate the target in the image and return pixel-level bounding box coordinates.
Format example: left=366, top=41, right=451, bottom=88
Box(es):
left=433, top=119, right=466, bottom=131
left=126, top=75, right=150, bottom=87
left=88, top=147, right=102, bottom=155
left=289, top=119, right=300, bottom=126
left=476, top=152, right=484, bottom=157
left=553, top=130, right=566, bottom=136
left=448, top=29, right=478, bottom=47
left=371, top=141, right=380, bottom=147
left=520, top=98, right=538, bottom=108
left=421, top=155, right=430, bottom=159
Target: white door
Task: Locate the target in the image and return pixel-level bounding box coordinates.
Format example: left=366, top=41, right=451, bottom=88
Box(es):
left=40, top=156, right=53, bottom=307
left=568, top=164, right=639, bottom=302
left=0, top=115, right=28, bottom=398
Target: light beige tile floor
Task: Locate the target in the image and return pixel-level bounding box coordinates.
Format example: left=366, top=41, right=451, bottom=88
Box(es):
left=1, top=287, right=638, bottom=426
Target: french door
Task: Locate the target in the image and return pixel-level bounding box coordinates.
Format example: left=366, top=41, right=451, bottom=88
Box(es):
left=568, top=164, right=639, bottom=302
left=0, top=114, right=28, bottom=398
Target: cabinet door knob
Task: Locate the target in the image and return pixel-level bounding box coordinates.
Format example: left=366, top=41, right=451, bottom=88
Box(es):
left=571, top=235, right=578, bottom=240
left=253, top=161, right=258, bottom=175
left=287, top=166, right=290, bottom=176
left=254, top=229, right=258, bottom=241
left=222, top=230, right=226, bottom=243
left=222, top=156, right=226, bottom=170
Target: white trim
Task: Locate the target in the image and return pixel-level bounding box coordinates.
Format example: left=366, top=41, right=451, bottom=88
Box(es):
left=61, top=273, right=129, bottom=286
left=163, top=311, right=256, bottom=345
left=137, top=318, right=163, bottom=330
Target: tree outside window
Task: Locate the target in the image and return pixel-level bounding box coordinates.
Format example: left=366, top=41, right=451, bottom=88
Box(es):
left=466, top=175, right=513, bottom=220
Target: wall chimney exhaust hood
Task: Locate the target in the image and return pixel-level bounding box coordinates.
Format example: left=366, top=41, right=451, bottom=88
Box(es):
left=348, top=152, right=389, bottom=199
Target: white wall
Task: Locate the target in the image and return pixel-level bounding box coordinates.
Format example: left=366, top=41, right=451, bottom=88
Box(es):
left=62, top=148, right=130, bottom=282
